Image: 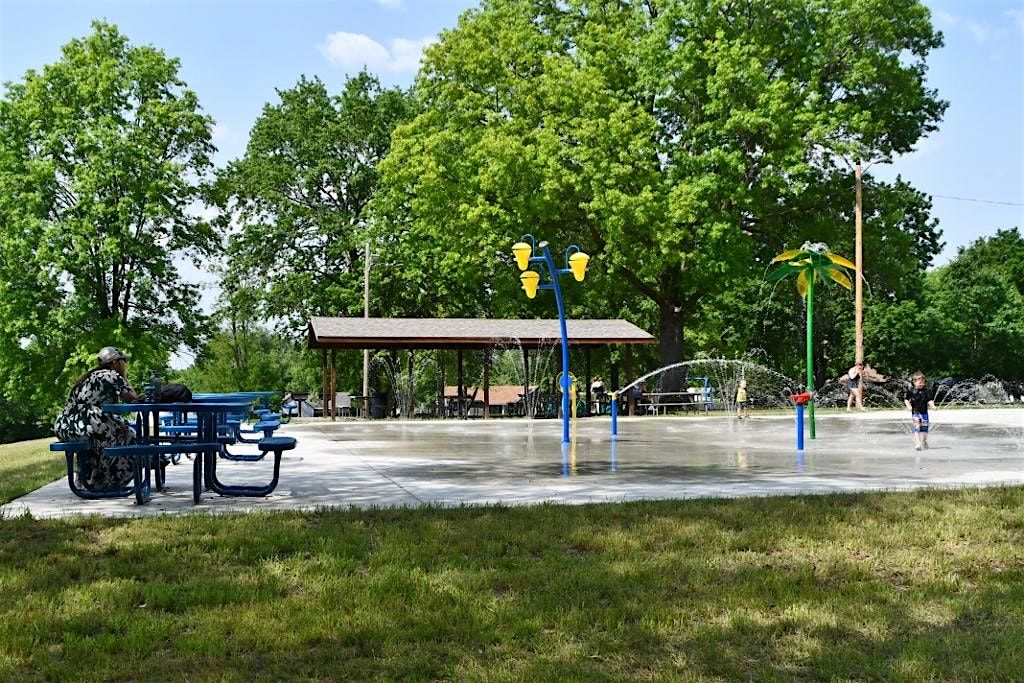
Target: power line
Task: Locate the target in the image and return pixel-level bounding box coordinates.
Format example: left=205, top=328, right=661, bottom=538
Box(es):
left=931, top=194, right=1024, bottom=207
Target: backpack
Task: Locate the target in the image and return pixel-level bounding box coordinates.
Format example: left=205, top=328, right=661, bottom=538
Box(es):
left=156, top=383, right=193, bottom=403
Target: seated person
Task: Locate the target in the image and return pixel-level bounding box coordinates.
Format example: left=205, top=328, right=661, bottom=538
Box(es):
left=53, top=346, right=139, bottom=489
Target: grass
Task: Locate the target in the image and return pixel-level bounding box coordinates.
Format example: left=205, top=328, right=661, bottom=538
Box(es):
left=2, top=441, right=1023, bottom=680
left=0, top=437, right=63, bottom=504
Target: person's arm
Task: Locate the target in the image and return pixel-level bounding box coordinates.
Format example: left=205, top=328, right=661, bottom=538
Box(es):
left=904, top=394, right=913, bottom=411
left=111, top=367, right=139, bottom=403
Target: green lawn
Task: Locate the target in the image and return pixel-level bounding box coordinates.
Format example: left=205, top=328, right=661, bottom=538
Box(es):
left=2, top=439, right=1023, bottom=681
left=0, top=437, right=63, bottom=505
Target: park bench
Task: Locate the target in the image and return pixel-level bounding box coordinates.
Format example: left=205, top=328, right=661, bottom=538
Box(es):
left=201, top=435, right=295, bottom=498
left=50, top=441, right=138, bottom=501
left=50, top=440, right=217, bottom=505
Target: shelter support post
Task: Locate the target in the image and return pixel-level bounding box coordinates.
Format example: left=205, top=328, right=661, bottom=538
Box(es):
left=626, top=346, right=635, bottom=416
left=523, top=346, right=531, bottom=418
left=457, top=348, right=465, bottom=419
left=321, top=349, right=328, bottom=419
left=585, top=348, right=592, bottom=416
left=330, top=349, right=337, bottom=421
left=483, top=347, right=490, bottom=420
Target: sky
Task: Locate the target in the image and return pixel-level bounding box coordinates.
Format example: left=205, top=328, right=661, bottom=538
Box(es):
left=1, top=0, right=1022, bottom=341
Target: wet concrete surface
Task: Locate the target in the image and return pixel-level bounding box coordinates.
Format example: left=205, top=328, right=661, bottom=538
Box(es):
left=4, top=408, right=1022, bottom=519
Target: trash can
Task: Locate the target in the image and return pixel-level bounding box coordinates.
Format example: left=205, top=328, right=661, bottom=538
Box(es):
left=370, top=393, right=389, bottom=419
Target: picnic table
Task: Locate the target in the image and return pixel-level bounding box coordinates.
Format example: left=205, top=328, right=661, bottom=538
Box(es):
left=101, top=401, right=293, bottom=504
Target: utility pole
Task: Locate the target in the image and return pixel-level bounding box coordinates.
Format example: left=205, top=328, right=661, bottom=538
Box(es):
left=363, top=240, right=371, bottom=404
left=855, top=161, right=864, bottom=365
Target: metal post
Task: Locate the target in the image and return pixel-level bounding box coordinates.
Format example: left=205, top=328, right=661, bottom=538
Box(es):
left=540, top=243, right=571, bottom=444
left=796, top=402, right=805, bottom=451
left=483, top=347, right=490, bottom=420
left=321, top=349, right=327, bottom=419
left=330, top=349, right=337, bottom=421
left=855, top=162, right=864, bottom=365
left=806, top=276, right=815, bottom=439
left=363, top=241, right=370, bottom=405
left=585, top=348, right=592, bottom=416
left=457, top=348, right=465, bottom=420
left=611, top=394, right=618, bottom=435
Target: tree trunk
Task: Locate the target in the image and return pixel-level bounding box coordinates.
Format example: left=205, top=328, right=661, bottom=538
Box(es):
left=659, top=304, right=686, bottom=393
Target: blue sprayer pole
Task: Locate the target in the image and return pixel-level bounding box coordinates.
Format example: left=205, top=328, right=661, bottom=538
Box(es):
left=796, top=403, right=805, bottom=451
left=611, top=394, right=618, bottom=435
left=540, top=243, right=572, bottom=445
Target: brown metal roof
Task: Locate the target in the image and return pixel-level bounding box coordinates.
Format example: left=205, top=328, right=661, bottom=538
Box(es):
left=307, top=317, right=655, bottom=350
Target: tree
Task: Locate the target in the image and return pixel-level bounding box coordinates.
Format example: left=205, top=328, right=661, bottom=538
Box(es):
left=926, top=229, right=1024, bottom=380
left=0, top=21, right=217, bottom=415
left=689, top=171, right=941, bottom=382
left=219, top=72, right=414, bottom=332
left=375, top=0, right=946, bottom=391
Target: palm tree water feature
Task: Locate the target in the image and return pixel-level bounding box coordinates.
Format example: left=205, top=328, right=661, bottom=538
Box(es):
left=767, top=242, right=857, bottom=440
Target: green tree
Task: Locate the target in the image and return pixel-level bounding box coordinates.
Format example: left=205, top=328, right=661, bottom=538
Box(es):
left=692, top=172, right=941, bottom=382
left=0, top=21, right=217, bottom=419
left=218, top=72, right=414, bottom=332
left=927, top=229, right=1024, bottom=380
left=375, top=0, right=946, bottom=391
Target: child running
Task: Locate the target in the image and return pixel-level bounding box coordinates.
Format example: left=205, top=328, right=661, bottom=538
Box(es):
left=903, top=371, right=936, bottom=451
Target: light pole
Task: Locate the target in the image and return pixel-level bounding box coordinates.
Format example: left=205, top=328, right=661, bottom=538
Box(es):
left=851, top=155, right=888, bottom=366
left=512, top=235, right=589, bottom=444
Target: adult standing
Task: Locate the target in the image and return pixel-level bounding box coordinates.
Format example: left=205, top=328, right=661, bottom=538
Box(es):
left=53, top=347, right=140, bottom=489
left=846, top=361, right=865, bottom=411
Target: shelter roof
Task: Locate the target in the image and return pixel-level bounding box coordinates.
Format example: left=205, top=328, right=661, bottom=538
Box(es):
left=307, top=317, right=655, bottom=350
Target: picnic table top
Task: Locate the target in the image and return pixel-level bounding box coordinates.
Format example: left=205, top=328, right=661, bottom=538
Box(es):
left=102, top=401, right=254, bottom=414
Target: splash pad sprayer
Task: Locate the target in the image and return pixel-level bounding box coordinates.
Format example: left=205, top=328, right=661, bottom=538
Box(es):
left=792, top=390, right=813, bottom=451
left=513, top=235, right=589, bottom=444
left=610, top=391, right=619, bottom=436
left=767, top=242, right=856, bottom=440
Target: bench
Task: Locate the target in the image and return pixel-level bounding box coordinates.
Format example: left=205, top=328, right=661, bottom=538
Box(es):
left=104, top=442, right=223, bottom=504
left=50, top=441, right=137, bottom=501
left=202, top=436, right=295, bottom=499
left=640, top=392, right=710, bottom=415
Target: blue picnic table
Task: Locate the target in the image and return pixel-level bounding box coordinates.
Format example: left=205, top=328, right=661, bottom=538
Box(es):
left=100, top=401, right=293, bottom=504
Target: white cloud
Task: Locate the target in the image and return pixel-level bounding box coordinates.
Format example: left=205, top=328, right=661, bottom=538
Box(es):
left=932, top=8, right=957, bottom=28
left=389, top=37, right=437, bottom=71
left=318, top=32, right=435, bottom=72
left=375, top=0, right=404, bottom=8
left=965, top=20, right=992, bottom=44
left=1007, top=9, right=1024, bottom=33
left=211, top=122, right=233, bottom=142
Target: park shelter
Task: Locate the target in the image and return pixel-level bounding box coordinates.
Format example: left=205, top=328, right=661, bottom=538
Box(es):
left=307, top=317, right=656, bottom=419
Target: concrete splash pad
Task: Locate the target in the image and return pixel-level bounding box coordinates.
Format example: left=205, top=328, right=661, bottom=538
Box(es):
left=4, top=408, right=1023, bottom=519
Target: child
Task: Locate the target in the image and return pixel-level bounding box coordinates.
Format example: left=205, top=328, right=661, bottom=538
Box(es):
left=903, top=371, right=936, bottom=451
left=735, top=379, right=749, bottom=420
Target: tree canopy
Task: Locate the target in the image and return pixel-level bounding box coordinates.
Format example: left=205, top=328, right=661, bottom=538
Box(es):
left=375, top=0, right=947, bottom=389
left=0, top=20, right=217, bottom=420
left=218, top=72, right=415, bottom=333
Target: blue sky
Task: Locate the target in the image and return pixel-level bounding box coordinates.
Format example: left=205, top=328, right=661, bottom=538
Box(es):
left=1, top=0, right=1021, bottom=266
